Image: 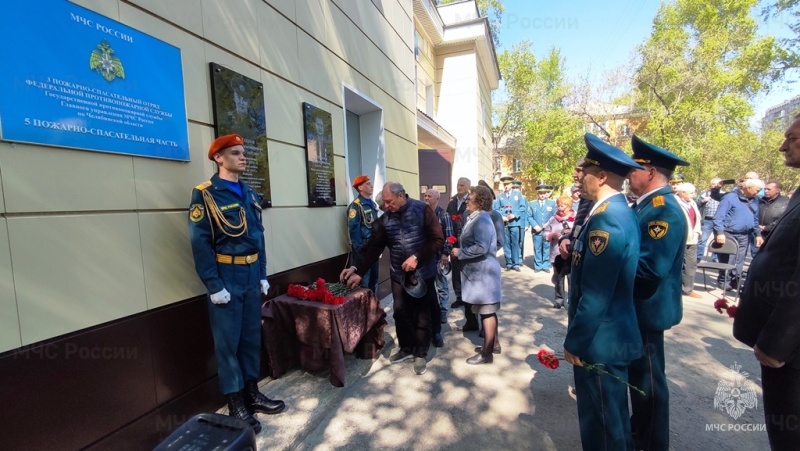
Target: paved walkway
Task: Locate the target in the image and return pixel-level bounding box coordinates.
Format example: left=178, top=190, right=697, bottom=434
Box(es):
left=248, top=237, right=769, bottom=450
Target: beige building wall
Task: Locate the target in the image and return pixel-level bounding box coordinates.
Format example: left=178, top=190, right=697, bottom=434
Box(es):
left=437, top=46, right=479, bottom=185
left=0, top=0, right=417, bottom=352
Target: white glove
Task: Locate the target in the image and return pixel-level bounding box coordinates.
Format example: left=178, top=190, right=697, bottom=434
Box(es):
left=210, top=288, right=231, bottom=305
left=260, top=279, right=270, bottom=295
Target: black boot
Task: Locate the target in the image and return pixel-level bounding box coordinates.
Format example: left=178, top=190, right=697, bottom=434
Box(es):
left=226, top=392, right=261, bottom=433
left=244, top=380, right=286, bottom=415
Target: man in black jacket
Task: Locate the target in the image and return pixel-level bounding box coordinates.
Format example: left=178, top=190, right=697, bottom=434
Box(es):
left=734, top=115, right=800, bottom=451
left=758, top=181, right=790, bottom=238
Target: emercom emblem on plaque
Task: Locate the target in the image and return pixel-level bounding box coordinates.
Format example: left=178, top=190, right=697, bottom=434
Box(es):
left=90, top=40, right=125, bottom=82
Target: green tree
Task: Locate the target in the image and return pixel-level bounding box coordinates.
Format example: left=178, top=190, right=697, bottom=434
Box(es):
left=633, top=0, right=786, bottom=183
left=763, top=0, right=800, bottom=69
left=494, top=41, right=584, bottom=192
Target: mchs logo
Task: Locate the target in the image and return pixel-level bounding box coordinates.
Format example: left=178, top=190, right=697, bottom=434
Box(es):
left=714, top=362, right=758, bottom=420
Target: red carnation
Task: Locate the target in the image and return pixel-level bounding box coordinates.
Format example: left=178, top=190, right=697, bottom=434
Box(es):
left=537, top=349, right=560, bottom=369
left=726, top=305, right=738, bottom=318
left=316, top=278, right=326, bottom=287
left=323, top=291, right=334, bottom=304
left=451, top=214, right=462, bottom=222
left=713, top=298, right=729, bottom=314
left=446, top=236, right=457, bottom=245
left=334, top=295, right=346, bottom=305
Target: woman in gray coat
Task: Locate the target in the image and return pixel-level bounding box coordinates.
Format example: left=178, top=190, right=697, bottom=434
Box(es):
left=452, top=185, right=502, bottom=364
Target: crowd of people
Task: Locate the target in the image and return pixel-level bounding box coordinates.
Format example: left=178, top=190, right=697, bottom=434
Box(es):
left=189, top=115, right=799, bottom=450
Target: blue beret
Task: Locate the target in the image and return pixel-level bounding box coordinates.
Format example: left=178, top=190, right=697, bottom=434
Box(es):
left=580, top=133, right=643, bottom=176
left=630, top=135, right=689, bottom=171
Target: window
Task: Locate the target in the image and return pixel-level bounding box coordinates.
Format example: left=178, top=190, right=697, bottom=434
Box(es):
left=513, top=158, right=522, bottom=173
left=493, top=157, right=501, bottom=172
left=618, top=124, right=631, bottom=137
left=414, top=31, right=420, bottom=61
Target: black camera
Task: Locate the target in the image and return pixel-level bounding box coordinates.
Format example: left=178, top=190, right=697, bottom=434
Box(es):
left=721, top=179, right=736, bottom=185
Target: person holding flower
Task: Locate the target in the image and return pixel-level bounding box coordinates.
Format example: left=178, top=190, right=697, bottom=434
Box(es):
left=543, top=195, right=575, bottom=309
left=564, top=134, right=643, bottom=450
left=451, top=185, right=502, bottom=364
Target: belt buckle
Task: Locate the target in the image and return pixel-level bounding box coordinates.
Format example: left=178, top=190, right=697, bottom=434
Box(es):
left=245, top=254, right=254, bottom=264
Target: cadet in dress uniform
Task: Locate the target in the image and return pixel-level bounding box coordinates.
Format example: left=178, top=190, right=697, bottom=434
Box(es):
left=566, top=133, right=643, bottom=451
left=626, top=135, right=689, bottom=451
left=496, top=179, right=526, bottom=271
left=512, top=181, right=529, bottom=262
left=528, top=184, right=557, bottom=272
left=347, top=175, right=379, bottom=295
left=188, top=134, right=285, bottom=433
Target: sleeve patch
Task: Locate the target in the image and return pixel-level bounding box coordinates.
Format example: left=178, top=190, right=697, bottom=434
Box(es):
left=189, top=204, right=205, bottom=222
left=348, top=208, right=357, bottom=219
left=648, top=220, right=669, bottom=239
left=588, top=230, right=609, bottom=255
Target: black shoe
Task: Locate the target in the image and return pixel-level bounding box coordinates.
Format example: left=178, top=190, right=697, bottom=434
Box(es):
left=466, top=352, right=493, bottom=364
left=244, top=380, right=285, bottom=415
left=440, top=311, right=448, bottom=324
left=513, top=266, right=521, bottom=272
left=457, top=323, right=479, bottom=332
left=227, top=392, right=262, bottom=433
left=551, top=303, right=563, bottom=309
left=450, top=300, right=464, bottom=308
left=474, top=345, right=501, bottom=354
left=433, top=333, right=444, bottom=347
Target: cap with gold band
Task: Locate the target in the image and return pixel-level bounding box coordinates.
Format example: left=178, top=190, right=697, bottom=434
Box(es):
left=630, top=134, right=689, bottom=172
left=579, top=133, right=643, bottom=177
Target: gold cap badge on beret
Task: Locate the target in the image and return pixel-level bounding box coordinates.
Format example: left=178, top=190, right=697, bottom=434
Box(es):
left=208, top=134, right=244, bottom=160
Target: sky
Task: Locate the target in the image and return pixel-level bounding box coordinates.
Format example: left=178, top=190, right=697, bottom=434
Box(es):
left=494, top=0, right=798, bottom=124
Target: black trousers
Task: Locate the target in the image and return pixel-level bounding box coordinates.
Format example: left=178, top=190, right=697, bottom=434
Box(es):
left=762, top=364, right=800, bottom=450
left=717, top=232, right=749, bottom=284
left=451, top=257, right=462, bottom=301
left=390, top=278, right=436, bottom=358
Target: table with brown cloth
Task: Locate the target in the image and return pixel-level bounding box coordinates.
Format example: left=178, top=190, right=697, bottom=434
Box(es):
left=261, top=288, right=386, bottom=387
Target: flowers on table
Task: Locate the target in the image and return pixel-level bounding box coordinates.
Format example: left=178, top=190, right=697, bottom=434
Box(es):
left=286, top=278, right=355, bottom=305
left=713, top=298, right=737, bottom=318
left=536, top=347, right=645, bottom=397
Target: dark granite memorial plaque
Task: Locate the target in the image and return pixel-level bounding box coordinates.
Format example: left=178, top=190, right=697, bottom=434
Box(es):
left=210, top=63, right=271, bottom=207
left=303, top=102, right=335, bottom=207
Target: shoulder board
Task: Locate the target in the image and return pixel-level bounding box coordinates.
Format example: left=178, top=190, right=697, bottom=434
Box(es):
left=652, top=195, right=665, bottom=207
left=354, top=198, right=361, bottom=204
left=594, top=202, right=609, bottom=215
left=195, top=180, right=212, bottom=191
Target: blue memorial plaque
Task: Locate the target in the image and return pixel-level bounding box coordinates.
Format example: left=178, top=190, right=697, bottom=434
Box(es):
left=0, top=0, right=190, bottom=160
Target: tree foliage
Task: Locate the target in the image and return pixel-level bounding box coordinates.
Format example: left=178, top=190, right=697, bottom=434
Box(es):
left=494, top=41, right=584, bottom=191
left=762, top=0, right=800, bottom=70
left=633, top=0, right=791, bottom=185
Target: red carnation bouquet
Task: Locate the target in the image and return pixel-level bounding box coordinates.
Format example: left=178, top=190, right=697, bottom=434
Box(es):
left=713, top=298, right=737, bottom=318
left=286, top=278, right=350, bottom=305
left=446, top=236, right=457, bottom=245
left=451, top=214, right=462, bottom=222
left=536, top=347, right=645, bottom=396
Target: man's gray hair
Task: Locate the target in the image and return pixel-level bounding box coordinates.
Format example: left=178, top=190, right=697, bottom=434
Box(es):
left=742, top=178, right=765, bottom=190
left=385, top=181, right=405, bottom=197
left=426, top=188, right=440, bottom=200
left=674, top=182, right=696, bottom=195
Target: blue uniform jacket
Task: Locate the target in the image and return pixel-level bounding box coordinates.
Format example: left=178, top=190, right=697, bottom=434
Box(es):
left=347, top=195, right=378, bottom=252
left=566, top=193, right=643, bottom=364
left=495, top=191, right=527, bottom=228
left=188, top=174, right=266, bottom=294
left=527, top=199, right=556, bottom=230
left=632, top=187, right=687, bottom=331
left=712, top=192, right=760, bottom=236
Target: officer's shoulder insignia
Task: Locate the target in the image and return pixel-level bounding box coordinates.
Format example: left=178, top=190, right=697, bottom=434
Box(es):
left=652, top=195, right=665, bottom=207
left=354, top=198, right=361, bottom=204
left=594, top=202, right=609, bottom=215
left=648, top=220, right=669, bottom=239
left=588, top=230, right=610, bottom=256
left=348, top=208, right=357, bottom=219
left=195, top=180, right=212, bottom=191
left=189, top=204, right=205, bottom=222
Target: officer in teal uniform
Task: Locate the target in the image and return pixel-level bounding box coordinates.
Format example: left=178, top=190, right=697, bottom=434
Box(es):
left=513, top=181, right=529, bottom=262
left=496, top=178, right=526, bottom=271
left=565, top=133, right=643, bottom=451
left=626, top=134, right=689, bottom=451
left=527, top=184, right=557, bottom=272
left=188, top=134, right=285, bottom=433
left=347, top=175, right=379, bottom=294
